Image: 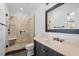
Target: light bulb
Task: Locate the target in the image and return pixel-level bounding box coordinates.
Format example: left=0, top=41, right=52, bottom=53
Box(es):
left=20, top=8, right=23, bottom=10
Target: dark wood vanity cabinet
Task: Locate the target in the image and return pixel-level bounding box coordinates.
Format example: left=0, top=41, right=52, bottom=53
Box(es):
left=34, top=40, right=45, bottom=56
left=34, top=40, right=64, bottom=56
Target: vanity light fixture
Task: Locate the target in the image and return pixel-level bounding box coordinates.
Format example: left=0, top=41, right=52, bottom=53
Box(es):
left=67, top=12, right=75, bottom=19
left=20, top=8, right=23, bottom=10
left=72, top=23, right=76, bottom=27
left=70, top=12, right=75, bottom=16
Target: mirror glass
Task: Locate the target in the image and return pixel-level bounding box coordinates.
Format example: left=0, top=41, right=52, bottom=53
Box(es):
left=46, top=3, right=79, bottom=34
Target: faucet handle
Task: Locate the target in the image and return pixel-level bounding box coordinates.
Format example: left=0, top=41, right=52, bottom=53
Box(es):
left=53, top=37, right=59, bottom=41
left=60, top=39, right=64, bottom=42
left=53, top=37, right=64, bottom=43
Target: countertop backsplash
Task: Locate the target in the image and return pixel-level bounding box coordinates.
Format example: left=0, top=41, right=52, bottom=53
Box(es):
left=48, top=32, right=79, bottom=46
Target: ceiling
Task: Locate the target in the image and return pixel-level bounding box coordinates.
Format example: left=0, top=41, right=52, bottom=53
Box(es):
left=6, top=3, right=40, bottom=16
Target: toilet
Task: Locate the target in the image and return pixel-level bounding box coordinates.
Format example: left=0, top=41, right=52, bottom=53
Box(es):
left=25, top=43, right=34, bottom=56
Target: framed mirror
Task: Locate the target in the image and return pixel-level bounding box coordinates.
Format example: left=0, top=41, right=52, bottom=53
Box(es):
left=45, top=3, right=79, bottom=34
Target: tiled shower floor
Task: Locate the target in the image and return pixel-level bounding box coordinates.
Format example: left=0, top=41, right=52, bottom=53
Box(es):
left=5, top=41, right=34, bottom=56
left=5, top=42, right=32, bottom=56
left=6, top=42, right=31, bottom=53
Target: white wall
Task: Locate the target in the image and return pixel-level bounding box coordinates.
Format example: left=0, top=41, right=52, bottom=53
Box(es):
left=35, top=3, right=79, bottom=44
left=35, top=4, right=47, bottom=37
left=35, top=3, right=57, bottom=37
left=0, top=3, right=6, bottom=56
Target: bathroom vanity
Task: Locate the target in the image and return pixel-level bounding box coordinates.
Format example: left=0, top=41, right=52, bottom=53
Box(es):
left=34, top=37, right=79, bottom=56
left=39, top=3, right=79, bottom=56
left=34, top=40, right=63, bottom=56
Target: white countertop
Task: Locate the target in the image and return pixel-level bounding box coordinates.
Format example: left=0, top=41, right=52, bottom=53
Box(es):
left=34, top=36, right=79, bottom=56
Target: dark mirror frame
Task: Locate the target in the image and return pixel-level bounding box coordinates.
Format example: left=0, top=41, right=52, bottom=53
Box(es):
left=45, top=3, right=79, bottom=34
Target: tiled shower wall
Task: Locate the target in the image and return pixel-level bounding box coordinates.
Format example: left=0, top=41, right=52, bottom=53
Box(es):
left=6, top=16, right=34, bottom=46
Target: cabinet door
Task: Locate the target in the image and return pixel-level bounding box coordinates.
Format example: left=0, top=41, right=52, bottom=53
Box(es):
left=34, top=40, right=45, bottom=56
left=45, top=46, right=58, bottom=56
left=45, top=46, right=64, bottom=56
